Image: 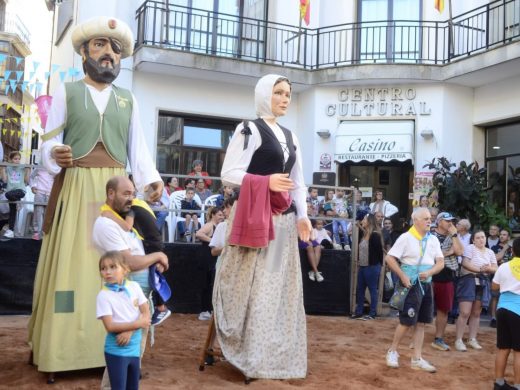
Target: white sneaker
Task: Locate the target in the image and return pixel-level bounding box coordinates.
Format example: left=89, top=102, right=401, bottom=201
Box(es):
left=198, top=311, right=211, bottom=320
left=308, top=271, right=316, bottom=282
left=315, top=271, right=324, bottom=282
left=3, top=229, right=14, bottom=238
left=386, top=350, right=399, bottom=368
left=411, top=357, right=436, bottom=373
left=467, top=338, right=482, bottom=350
left=455, top=339, right=467, bottom=352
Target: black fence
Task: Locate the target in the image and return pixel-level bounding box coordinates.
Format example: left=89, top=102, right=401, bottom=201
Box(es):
left=136, top=0, right=520, bottom=69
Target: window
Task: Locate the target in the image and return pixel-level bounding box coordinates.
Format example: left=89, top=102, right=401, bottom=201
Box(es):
left=486, top=122, right=520, bottom=232
left=358, top=0, right=421, bottom=63
left=166, top=0, right=267, bottom=60
left=157, top=112, right=238, bottom=191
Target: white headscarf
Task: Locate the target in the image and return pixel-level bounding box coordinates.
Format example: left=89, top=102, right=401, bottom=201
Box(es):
left=254, top=74, right=290, bottom=119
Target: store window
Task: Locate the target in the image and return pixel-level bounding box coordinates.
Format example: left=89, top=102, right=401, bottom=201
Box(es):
left=486, top=122, right=520, bottom=231
left=156, top=112, right=238, bottom=191
left=358, top=0, right=421, bottom=62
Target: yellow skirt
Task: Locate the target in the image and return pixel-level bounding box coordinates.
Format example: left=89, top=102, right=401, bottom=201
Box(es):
left=28, top=166, right=125, bottom=372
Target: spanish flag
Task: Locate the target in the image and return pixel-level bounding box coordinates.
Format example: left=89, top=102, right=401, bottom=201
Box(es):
left=434, top=0, right=444, bottom=13
left=300, top=0, right=310, bottom=25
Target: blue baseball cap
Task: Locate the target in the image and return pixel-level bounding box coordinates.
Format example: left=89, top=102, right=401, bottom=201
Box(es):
left=148, top=264, right=171, bottom=302
left=436, top=212, right=456, bottom=224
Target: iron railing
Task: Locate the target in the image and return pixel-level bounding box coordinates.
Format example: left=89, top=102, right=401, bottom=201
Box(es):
left=136, top=0, right=520, bottom=70
left=3, top=13, right=31, bottom=47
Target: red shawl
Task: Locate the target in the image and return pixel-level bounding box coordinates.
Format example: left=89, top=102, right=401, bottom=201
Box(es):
left=229, top=174, right=291, bottom=248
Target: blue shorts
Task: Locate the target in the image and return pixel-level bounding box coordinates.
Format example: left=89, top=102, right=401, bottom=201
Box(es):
left=399, top=282, right=434, bottom=327
left=299, top=240, right=319, bottom=249
left=456, top=274, right=484, bottom=302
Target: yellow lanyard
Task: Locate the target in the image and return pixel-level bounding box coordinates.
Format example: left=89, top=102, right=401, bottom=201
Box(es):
left=100, top=203, right=144, bottom=240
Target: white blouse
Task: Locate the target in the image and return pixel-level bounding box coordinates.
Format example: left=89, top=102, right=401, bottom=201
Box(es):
left=41, top=82, right=161, bottom=193
left=221, top=119, right=307, bottom=220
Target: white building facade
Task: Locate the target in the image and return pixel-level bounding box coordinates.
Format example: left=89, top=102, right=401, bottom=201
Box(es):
left=44, top=0, right=520, bottom=222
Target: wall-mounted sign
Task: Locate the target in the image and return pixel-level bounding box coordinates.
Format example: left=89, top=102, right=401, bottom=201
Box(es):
left=325, top=87, right=431, bottom=118
left=319, top=153, right=332, bottom=170
left=334, top=120, right=414, bottom=163
left=312, top=172, right=336, bottom=195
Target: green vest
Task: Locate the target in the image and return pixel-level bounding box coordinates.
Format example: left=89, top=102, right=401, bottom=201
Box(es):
left=63, top=81, right=133, bottom=164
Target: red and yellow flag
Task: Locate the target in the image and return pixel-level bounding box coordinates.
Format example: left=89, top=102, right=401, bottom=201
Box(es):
left=300, top=0, right=310, bottom=25
left=434, top=0, right=444, bottom=13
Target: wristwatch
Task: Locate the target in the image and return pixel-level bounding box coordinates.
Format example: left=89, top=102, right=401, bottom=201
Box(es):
left=451, top=234, right=458, bottom=238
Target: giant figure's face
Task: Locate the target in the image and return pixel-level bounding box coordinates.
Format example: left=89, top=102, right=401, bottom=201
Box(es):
left=82, top=37, right=122, bottom=84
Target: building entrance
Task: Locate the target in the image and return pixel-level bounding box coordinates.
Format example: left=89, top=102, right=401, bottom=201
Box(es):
left=338, top=160, right=414, bottom=223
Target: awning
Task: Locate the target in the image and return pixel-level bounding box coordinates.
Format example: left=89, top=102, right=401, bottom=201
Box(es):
left=334, top=120, right=414, bottom=163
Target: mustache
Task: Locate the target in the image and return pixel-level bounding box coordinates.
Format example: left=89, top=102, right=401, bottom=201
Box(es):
left=98, top=55, right=114, bottom=66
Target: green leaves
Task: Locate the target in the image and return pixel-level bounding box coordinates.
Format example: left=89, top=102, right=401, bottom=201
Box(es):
left=423, top=157, right=507, bottom=230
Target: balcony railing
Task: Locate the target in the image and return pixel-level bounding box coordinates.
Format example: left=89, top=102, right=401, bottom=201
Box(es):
left=136, top=0, right=520, bottom=70
left=3, top=13, right=31, bottom=47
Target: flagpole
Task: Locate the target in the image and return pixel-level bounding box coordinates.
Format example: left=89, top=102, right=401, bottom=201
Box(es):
left=448, top=0, right=454, bottom=59
left=296, top=15, right=302, bottom=65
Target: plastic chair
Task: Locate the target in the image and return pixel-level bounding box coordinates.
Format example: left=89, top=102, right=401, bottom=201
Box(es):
left=14, top=185, right=34, bottom=237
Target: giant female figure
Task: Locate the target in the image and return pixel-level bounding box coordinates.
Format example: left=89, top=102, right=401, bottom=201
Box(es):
left=213, top=74, right=312, bottom=379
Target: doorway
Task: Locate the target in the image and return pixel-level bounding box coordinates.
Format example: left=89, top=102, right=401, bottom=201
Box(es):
left=338, top=160, right=414, bottom=220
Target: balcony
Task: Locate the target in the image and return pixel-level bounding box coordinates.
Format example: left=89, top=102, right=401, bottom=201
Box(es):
left=2, top=13, right=31, bottom=48
left=134, top=0, right=520, bottom=87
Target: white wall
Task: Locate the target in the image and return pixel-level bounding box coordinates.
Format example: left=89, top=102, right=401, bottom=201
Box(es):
left=474, top=76, right=520, bottom=125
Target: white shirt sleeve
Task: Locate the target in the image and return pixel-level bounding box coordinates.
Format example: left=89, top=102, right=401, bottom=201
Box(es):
left=209, top=221, right=227, bottom=248
left=96, top=291, right=113, bottom=319
left=41, top=84, right=67, bottom=176
left=220, top=121, right=261, bottom=187
left=288, top=133, right=307, bottom=220
left=127, top=94, right=162, bottom=193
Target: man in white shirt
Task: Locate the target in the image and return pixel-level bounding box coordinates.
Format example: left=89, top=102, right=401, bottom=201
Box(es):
left=385, top=207, right=444, bottom=373
left=93, top=176, right=168, bottom=389
left=92, top=176, right=169, bottom=293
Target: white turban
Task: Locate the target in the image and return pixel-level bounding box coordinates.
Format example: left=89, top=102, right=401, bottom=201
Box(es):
left=71, top=16, right=134, bottom=58
left=254, top=74, right=290, bottom=119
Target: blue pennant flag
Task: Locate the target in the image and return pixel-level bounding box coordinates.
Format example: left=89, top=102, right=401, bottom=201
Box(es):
left=4, top=70, right=11, bottom=80
left=59, top=71, right=66, bottom=82
left=44, top=71, right=51, bottom=80
left=29, top=71, right=36, bottom=80
left=28, top=82, right=35, bottom=94
left=21, top=81, right=28, bottom=92
left=15, top=71, right=23, bottom=81
left=33, top=61, right=40, bottom=72
left=8, top=79, right=16, bottom=94
left=14, top=57, right=23, bottom=67
left=35, top=81, right=43, bottom=95
left=0, top=54, right=6, bottom=64
left=51, top=64, right=60, bottom=74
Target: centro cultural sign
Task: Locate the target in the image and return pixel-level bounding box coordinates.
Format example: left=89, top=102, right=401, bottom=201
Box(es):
left=326, top=87, right=431, bottom=117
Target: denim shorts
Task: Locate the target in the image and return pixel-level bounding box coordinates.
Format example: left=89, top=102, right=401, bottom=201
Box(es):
left=399, top=281, right=434, bottom=327
left=456, top=274, right=484, bottom=303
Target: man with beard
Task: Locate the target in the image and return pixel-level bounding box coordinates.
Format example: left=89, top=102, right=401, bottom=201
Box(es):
left=28, top=17, right=163, bottom=380
left=92, top=176, right=169, bottom=387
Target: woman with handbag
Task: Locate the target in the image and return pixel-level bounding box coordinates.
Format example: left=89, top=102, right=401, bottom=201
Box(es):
left=454, top=230, right=498, bottom=351
left=352, top=212, right=384, bottom=320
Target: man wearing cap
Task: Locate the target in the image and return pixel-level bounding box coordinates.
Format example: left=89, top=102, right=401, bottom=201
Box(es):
left=430, top=212, right=464, bottom=351
left=28, top=16, right=163, bottom=376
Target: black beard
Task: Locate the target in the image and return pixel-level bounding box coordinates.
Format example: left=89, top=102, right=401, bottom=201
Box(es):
left=84, top=56, right=120, bottom=84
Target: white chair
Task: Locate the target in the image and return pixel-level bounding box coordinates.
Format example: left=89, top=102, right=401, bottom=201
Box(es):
left=14, top=185, right=34, bottom=237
